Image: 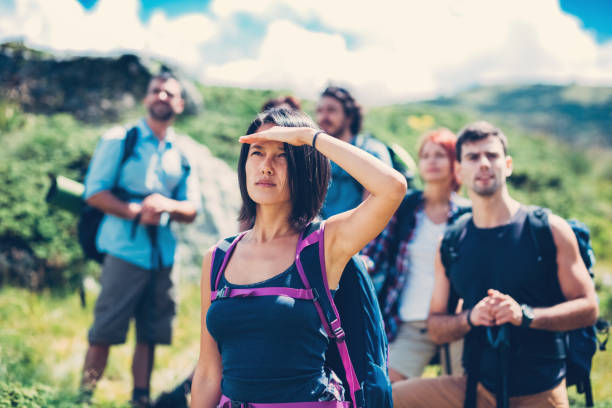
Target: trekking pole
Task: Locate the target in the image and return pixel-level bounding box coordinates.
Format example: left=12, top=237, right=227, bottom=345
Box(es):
left=79, top=277, right=86, bottom=308
left=487, top=324, right=510, bottom=408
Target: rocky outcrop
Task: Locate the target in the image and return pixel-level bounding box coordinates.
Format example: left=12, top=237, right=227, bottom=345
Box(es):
left=173, top=135, right=241, bottom=282
left=0, top=42, right=202, bottom=122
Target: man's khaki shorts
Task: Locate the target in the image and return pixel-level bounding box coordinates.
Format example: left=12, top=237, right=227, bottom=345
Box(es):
left=393, top=376, right=569, bottom=408
left=389, top=320, right=464, bottom=378
left=88, top=254, right=176, bottom=345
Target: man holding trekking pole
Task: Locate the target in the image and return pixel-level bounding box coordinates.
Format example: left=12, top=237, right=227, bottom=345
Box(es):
left=392, top=121, right=598, bottom=408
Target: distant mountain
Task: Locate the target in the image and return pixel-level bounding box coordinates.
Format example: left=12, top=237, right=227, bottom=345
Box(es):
left=426, top=84, right=612, bottom=147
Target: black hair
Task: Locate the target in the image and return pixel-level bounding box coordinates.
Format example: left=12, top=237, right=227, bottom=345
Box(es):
left=321, top=86, right=363, bottom=135
left=238, top=108, right=331, bottom=231
left=261, top=95, right=302, bottom=112
left=456, top=121, right=508, bottom=161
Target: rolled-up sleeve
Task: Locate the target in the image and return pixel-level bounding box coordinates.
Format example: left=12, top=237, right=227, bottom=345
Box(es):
left=83, top=126, right=125, bottom=199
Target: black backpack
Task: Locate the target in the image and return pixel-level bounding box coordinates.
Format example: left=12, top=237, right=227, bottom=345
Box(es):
left=77, top=127, right=139, bottom=263
left=440, top=207, right=609, bottom=408
left=527, top=208, right=608, bottom=407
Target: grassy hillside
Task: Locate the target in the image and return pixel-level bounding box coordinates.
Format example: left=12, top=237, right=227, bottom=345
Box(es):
left=2, top=83, right=612, bottom=285
left=1, top=81, right=612, bottom=406
left=427, top=84, right=612, bottom=147
left=362, top=102, right=612, bottom=263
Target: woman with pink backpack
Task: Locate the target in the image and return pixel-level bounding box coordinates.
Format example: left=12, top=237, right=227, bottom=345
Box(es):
left=190, top=108, right=406, bottom=407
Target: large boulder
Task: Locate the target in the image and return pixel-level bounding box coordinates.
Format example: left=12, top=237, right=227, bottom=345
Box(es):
left=172, top=135, right=240, bottom=282
left=0, top=42, right=202, bottom=122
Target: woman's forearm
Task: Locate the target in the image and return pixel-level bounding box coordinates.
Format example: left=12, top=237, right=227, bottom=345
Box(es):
left=308, top=131, right=407, bottom=200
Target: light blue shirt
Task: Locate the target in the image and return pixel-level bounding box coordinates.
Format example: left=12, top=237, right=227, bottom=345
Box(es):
left=84, top=119, right=201, bottom=269
left=320, top=134, right=392, bottom=219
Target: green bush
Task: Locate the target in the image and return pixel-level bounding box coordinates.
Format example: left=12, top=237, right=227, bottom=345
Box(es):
left=0, top=113, right=105, bottom=290
left=1, top=86, right=611, bottom=291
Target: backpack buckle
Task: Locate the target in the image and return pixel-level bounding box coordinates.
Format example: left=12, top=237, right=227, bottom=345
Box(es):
left=230, top=401, right=247, bottom=408
left=333, top=326, right=346, bottom=342
left=215, top=286, right=231, bottom=300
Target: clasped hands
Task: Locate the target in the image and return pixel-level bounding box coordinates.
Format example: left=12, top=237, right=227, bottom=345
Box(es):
left=127, top=193, right=174, bottom=225
left=469, top=289, right=524, bottom=327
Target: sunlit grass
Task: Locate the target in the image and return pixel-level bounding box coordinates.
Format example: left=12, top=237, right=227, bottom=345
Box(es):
left=0, top=282, right=201, bottom=407
left=1, top=270, right=611, bottom=407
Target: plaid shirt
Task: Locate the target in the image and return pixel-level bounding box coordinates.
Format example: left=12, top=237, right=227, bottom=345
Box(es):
left=362, top=191, right=469, bottom=342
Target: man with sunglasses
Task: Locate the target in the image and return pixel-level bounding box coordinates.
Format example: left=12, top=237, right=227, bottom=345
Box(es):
left=316, top=86, right=392, bottom=219
left=80, top=73, right=200, bottom=408
left=392, top=121, right=598, bottom=408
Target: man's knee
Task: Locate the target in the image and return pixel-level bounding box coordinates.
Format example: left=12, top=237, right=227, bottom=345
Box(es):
left=392, top=376, right=467, bottom=408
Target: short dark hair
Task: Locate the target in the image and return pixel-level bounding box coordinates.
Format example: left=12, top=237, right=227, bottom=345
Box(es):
left=321, top=86, right=363, bottom=135
left=238, top=108, right=331, bottom=231
left=456, top=121, right=508, bottom=161
left=261, top=95, right=302, bottom=112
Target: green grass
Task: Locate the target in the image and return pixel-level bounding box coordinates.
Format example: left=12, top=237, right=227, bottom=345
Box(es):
left=0, top=282, right=201, bottom=407
left=2, top=270, right=612, bottom=407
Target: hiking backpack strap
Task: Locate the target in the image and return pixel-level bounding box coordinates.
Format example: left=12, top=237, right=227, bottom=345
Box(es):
left=210, top=233, right=245, bottom=294
left=440, top=212, right=472, bottom=272
left=294, top=222, right=362, bottom=408
left=438, top=212, right=478, bottom=408
left=218, top=395, right=348, bottom=407
left=171, top=151, right=192, bottom=200
left=208, top=231, right=315, bottom=302
left=391, top=190, right=423, bottom=259
left=112, top=126, right=140, bottom=191
left=121, top=127, right=139, bottom=166
left=525, top=206, right=557, bottom=267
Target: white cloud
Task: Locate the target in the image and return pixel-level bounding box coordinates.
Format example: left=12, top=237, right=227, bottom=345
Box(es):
left=1, top=0, right=612, bottom=104
left=206, top=0, right=612, bottom=103
left=0, top=0, right=217, bottom=73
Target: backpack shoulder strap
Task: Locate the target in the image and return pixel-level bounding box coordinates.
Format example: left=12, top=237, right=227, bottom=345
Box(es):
left=568, top=219, right=595, bottom=274
left=525, top=206, right=556, bottom=265
left=294, top=222, right=361, bottom=408
left=440, top=212, right=472, bottom=273
left=171, top=149, right=192, bottom=200
left=209, top=233, right=246, bottom=293
left=121, top=126, right=139, bottom=165
left=391, top=190, right=423, bottom=259
left=112, top=126, right=139, bottom=189
left=397, top=190, right=422, bottom=226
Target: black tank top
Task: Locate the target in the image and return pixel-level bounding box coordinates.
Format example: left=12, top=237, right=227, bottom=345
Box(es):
left=448, top=207, right=566, bottom=396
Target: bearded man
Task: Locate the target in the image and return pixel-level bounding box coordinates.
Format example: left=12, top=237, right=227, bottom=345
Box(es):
left=316, top=86, right=392, bottom=218
left=80, top=73, right=200, bottom=408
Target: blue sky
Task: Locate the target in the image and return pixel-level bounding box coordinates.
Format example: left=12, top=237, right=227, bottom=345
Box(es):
left=560, top=0, right=612, bottom=43
left=77, top=0, right=612, bottom=44
left=2, top=0, right=612, bottom=104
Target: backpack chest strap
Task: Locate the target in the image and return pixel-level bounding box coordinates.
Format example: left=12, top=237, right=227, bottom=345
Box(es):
left=210, top=286, right=315, bottom=302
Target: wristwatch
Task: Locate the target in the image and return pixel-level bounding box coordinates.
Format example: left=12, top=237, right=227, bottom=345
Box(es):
left=520, top=304, right=535, bottom=328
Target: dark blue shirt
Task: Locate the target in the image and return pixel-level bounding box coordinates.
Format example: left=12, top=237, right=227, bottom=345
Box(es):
left=207, top=263, right=341, bottom=403
left=448, top=208, right=566, bottom=396
left=321, top=135, right=391, bottom=219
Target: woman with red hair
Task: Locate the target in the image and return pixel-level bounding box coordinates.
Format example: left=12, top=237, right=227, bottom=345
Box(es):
left=362, top=128, right=470, bottom=382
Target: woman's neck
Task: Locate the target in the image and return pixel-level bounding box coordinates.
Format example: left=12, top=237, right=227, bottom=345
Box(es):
left=423, top=181, right=452, bottom=206
left=250, top=204, right=295, bottom=242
